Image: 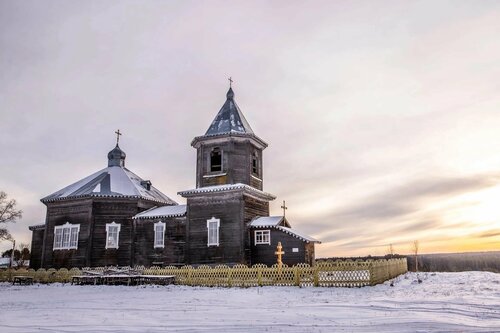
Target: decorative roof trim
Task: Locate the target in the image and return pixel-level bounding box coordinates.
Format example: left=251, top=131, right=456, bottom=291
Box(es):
left=191, top=132, right=268, bottom=149
left=178, top=183, right=276, bottom=200
left=249, top=225, right=321, bottom=244
left=133, top=205, right=188, bottom=220
left=29, top=224, right=46, bottom=231
left=248, top=216, right=291, bottom=228
left=41, top=193, right=171, bottom=205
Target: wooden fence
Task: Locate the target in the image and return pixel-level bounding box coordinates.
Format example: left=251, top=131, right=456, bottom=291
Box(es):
left=0, top=258, right=407, bottom=287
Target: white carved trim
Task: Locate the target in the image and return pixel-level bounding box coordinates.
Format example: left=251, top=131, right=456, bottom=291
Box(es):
left=53, top=222, right=80, bottom=250
left=254, top=229, right=271, bottom=245
left=207, top=217, right=220, bottom=246
left=105, top=222, right=121, bottom=249
left=154, top=221, right=166, bottom=248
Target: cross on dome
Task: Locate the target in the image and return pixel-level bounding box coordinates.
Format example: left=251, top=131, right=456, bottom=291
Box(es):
left=115, top=129, right=122, bottom=145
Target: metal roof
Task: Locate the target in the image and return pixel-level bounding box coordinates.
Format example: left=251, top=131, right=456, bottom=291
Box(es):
left=41, top=166, right=177, bottom=205
left=248, top=216, right=290, bottom=228
left=205, top=87, right=254, bottom=136
left=133, top=204, right=187, bottom=219
left=276, top=226, right=321, bottom=244
left=178, top=183, right=276, bottom=200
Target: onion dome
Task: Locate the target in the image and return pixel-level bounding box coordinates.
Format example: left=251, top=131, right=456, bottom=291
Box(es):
left=108, top=144, right=126, bottom=167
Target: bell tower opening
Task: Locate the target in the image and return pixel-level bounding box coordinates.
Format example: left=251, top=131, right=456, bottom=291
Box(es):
left=210, top=148, right=222, bottom=172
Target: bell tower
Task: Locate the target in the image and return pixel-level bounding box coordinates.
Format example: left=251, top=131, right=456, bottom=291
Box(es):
left=191, top=87, right=268, bottom=190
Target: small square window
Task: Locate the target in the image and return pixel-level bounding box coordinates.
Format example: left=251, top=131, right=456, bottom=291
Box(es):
left=255, top=230, right=270, bottom=245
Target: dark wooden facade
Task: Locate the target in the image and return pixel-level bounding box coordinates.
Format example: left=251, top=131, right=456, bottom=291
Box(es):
left=31, top=197, right=162, bottom=269
left=194, top=136, right=265, bottom=191
left=28, top=226, right=44, bottom=269
left=133, top=217, right=186, bottom=267
left=30, top=87, right=319, bottom=269
left=249, top=229, right=316, bottom=266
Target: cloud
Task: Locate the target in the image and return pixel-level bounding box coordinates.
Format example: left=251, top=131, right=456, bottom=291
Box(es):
left=326, top=173, right=500, bottom=224
left=476, top=230, right=500, bottom=239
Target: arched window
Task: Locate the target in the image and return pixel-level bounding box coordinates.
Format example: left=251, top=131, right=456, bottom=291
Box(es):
left=252, top=152, right=259, bottom=176
left=210, top=148, right=222, bottom=172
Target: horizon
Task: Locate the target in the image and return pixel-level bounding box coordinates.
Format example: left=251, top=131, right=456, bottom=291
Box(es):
left=1, top=1, right=500, bottom=257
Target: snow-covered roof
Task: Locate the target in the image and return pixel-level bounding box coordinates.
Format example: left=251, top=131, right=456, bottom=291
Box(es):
left=205, top=87, right=254, bottom=136
left=133, top=205, right=187, bottom=219
left=248, top=216, right=290, bottom=228
left=41, top=166, right=177, bottom=205
left=178, top=183, right=276, bottom=200
left=248, top=219, right=321, bottom=244
left=276, top=226, right=321, bottom=243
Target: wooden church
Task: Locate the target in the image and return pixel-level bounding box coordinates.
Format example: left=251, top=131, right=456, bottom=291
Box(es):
left=29, top=86, right=320, bottom=269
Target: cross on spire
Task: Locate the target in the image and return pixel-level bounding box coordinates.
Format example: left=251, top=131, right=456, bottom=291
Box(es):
left=281, top=200, right=288, bottom=217
left=115, top=129, right=122, bottom=145
left=228, top=76, right=233, bottom=88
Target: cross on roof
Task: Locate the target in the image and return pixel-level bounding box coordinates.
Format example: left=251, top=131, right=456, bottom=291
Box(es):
left=115, top=129, right=122, bottom=145
left=228, top=76, right=233, bottom=88
left=281, top=200, right=288, bottom=217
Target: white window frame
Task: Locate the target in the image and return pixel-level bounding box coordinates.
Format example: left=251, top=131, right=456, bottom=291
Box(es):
left=105, top=222, right=121, bottom=249
left=207, top=217, right=220, bottom=246
left=254, top=230, right=271, bottom=245
left=53, top=222, right=80, bottom=250
left=154, top=221, right=166, bottom=248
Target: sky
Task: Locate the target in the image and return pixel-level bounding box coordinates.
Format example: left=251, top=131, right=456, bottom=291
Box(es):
left=1, top=0, right=500, bottom=257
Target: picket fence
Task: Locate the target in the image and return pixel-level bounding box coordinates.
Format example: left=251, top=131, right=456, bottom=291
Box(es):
left=0, top=258, right=407, bottom=287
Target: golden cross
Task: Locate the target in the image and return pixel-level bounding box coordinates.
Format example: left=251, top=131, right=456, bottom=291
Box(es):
left=275, top=241, right=285, bottom=267
left=115, top=129, right=122, bottom=145
left=281, top=200, right=288, bottom=217
left=228, top=76, right=233, bottom=88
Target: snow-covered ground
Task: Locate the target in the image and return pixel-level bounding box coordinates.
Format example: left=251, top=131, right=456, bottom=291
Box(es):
left=0, top=272, right=499, bottom=332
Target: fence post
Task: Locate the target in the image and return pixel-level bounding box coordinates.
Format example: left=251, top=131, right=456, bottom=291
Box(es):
left=257, top=267, right=262, bottom=287
left=369, top=262, right=375, bottom=286
left=294, top=266, right=300, bottom=287
left=313, top=266, right=319, bottom=287
left=187, top=268, right=192, bottom=286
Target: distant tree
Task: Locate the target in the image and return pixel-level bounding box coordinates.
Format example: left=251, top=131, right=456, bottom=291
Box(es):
left=388, top=244, right=395, bottom=256
left=15, top=243, right=30, bottom=267
left=1, top=244, right=30, bottom=267
left=412, top=240, right=419, bottom=272
left=0, top=191, right=22, bottom=241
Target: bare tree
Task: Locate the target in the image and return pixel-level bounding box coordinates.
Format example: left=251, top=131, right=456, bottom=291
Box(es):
left=412, top=240, right=419, bottom=272
left=388, top=244, right=394, bottom=256
left=15, top=243, right=30, bottom=268
left=0, top=191, right=22, bottom=241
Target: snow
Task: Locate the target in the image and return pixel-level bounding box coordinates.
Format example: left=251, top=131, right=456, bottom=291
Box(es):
left=41, top=166, right=176, bottom=204
left=1, top=272, right=499, bottom=332
left=178, top=183, right=276, bottom=200
left=133, top=205, right=187, bottom=219
left=277, top=226, right=321, bottom=243
left=249, top=216, right=284, bottom=227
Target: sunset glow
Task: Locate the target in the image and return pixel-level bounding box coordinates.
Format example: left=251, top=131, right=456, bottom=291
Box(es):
left=1, top=1, right=500, bottom=257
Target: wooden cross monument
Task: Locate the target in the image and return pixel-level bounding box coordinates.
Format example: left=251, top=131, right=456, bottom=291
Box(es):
left=275, top=241, right=285, bottom=270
